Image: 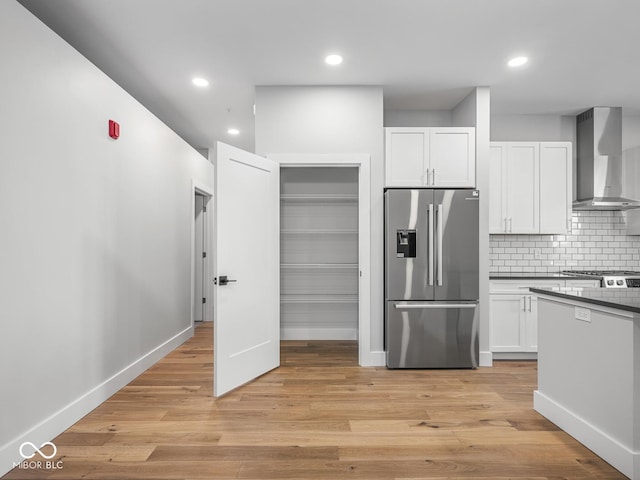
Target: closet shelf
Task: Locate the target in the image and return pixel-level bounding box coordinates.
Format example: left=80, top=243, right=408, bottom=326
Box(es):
left=280, top=194, right=358, bottom=201
left=281, top=229, right=358, bottom=235
left=281, top=263, right=358, bottom=269
left=281, top=294, right=358, bottom=304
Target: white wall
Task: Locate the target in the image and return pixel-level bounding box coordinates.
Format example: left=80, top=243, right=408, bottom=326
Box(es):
left=493, top=113, right=640, bottom=149
left=0, top=2, right=214, bottom=474
left=623, top=115, right=640, bottom=150
left=254, top=86, right=385, bottom=363
left=384, top=109, right=453, bottom=127
left=491, top=114, right=575, bottom=142
left=453, top=87, right=492, bottom=366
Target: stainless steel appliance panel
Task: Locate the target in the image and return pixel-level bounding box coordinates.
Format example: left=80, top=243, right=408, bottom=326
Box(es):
left=433, top=190, right=479, bottom=301
left=386, top=301, right=478, bottom=368
left=385, top=189, right=434, bottom=301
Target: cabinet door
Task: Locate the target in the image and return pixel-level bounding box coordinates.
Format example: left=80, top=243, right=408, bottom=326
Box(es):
left=506, top=143, right=539, bottom=233
left=539, top=142, right=572, bottom=234
left=429, top=127, right=476, bottom=187
left=490, top=294, right=526, bottom=352
left=489, top=143, right=507, bottom=233
left=526, top=295, right=537, bottom=351
left=385, top=128, right=429, bottom=187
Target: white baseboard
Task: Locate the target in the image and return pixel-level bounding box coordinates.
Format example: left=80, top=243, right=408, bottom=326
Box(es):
left=360, top=350, right=385, bottom=367
left=492, top=352, right=537, bottom=361
left=534, top=390, right=637, bottom=479
left=0, top=326, right=194, bottom=477
left=281, top=327, right=357, bottom=340
left=479, top=350, right=493, bottom=367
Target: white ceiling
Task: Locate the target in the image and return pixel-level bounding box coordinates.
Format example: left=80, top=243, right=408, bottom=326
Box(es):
left=17, top=0, right=640, bottom=153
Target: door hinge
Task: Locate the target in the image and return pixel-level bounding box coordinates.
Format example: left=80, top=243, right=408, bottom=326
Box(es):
left=202, top=297, right=206, bottom=304
left=203, top=205, right=207, bottom=213
left=202, top=251, right=207, bottom=258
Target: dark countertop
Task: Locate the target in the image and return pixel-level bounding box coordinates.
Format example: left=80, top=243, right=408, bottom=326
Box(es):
left=530, top=287, right=640, bottom=314
left=489, top=272, right=593, bottom=280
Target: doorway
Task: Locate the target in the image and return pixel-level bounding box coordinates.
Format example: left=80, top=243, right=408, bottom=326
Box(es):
left=280, top=166, right=359, bottom=340
left=192, top=187, right=213, bottom=325
left=269, top=154, right=372, bottom=365
left=212, top=145, right=373, bottom=397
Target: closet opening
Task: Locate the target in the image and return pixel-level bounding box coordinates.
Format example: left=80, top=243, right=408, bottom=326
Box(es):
left=280, top=167, right=359, bottom=351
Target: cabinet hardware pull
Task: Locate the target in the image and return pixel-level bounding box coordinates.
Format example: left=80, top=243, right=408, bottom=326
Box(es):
left=437, top=204, right=443, bottom=286
left=428, top=204, right=434, bottom=286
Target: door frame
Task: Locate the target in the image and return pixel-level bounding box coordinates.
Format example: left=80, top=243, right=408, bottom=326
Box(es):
left=191, top=180, right=214, bottom=326
left=268, top=154, right=372, bottom=366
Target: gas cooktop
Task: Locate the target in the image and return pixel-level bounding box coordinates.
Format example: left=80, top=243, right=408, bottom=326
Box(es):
left=562, top=270, right=640, bottom=288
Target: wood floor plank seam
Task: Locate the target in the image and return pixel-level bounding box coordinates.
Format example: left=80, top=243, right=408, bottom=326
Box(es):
left=1, top=322, right=626, bottom=480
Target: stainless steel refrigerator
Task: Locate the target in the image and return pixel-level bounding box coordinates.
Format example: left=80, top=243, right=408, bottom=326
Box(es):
left=385, top=189, right=479, bottom=368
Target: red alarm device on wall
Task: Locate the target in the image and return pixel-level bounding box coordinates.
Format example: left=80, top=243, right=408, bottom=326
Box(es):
left=109, top=120, right=120, bottom=139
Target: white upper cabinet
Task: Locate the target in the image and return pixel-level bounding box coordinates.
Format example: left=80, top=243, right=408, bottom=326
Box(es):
left=384, top=128, right=429, bottom=187
left=490, top=141, right=571, bottom=234
left=385, top=127, right=475, bottom=187
left=539, top=142, right=572, bottom=234
left=429, top=128, right=476, bottom=187
left=507, top=142, right=539, bottom=234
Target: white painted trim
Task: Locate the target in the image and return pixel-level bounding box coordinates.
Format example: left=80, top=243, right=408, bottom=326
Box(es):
left=479, top=350, right=493, bottom=367
left=268, top=154, right=374, bottom=366
left=191, top=180, right=215, bottom=325
left=534, top=390, right=637, bottom=479
left=0, top=326, right=193, bottom=477
left=367, top=350, right=386, bottom=366
left=534, top=292, right=637, bottom=319
left=281, top=328, right=357, bottom=341
left=492, top=352, right=537, bottom=361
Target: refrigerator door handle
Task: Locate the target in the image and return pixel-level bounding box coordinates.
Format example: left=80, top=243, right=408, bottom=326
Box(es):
left=428, top=203, right=434, bottom=285
left=394, top=303, right=478, bottom=309
left=437, top=204, right=443, bottom=286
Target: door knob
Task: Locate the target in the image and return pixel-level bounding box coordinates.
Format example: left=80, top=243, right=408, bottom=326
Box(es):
left=215, top=275, right=237, bottom=286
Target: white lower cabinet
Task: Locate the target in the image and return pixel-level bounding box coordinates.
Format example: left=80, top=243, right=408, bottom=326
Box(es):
left=490, top=278, right=599, bottom=354
left=490, top=293, right=538, bottom=353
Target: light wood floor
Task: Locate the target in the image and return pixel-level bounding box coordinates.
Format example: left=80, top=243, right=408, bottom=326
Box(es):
left=4, top=322, right=625, bottom=479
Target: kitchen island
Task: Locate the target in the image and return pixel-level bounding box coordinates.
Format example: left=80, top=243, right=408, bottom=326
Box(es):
left=530, top=287, right=640, bottom=480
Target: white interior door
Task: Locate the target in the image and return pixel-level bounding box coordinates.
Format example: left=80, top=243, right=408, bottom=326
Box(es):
left=214, top=142, right=280, bottom=396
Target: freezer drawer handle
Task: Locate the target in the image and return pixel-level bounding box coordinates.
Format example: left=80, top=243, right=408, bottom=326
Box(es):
left=394, top=303, right=477, bottom=309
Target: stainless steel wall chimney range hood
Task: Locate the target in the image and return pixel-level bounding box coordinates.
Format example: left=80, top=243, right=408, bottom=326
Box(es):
left=573, top=107, right=640, bottom=210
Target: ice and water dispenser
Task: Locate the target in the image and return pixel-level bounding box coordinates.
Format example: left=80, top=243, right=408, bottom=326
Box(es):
left=396, top=230, right=416, bottom=258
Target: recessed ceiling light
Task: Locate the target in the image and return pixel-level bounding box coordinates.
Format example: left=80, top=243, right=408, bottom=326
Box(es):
left=192, top=77, right=209, bottom=87
left=507, top=56, right=528, bottom=67
left=325, top=54, right=343, bottom=66
left=227, top=128, right=240, bottom=135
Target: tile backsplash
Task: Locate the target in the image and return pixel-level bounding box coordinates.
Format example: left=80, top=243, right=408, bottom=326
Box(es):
left=490, top=211, right=640, bottom=273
